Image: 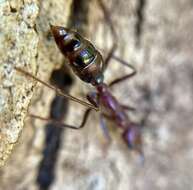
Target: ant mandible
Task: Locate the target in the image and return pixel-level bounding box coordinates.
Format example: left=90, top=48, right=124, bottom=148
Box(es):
left=15, top=0, right=144, bottom=162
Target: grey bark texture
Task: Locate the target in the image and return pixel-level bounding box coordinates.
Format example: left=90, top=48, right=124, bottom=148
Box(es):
left=0, top=0, right=193, bottom=190
left=0, top=0, right=39, bottom=167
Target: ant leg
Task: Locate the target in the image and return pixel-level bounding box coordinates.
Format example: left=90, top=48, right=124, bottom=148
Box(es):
left=29, top=108, right=92, bottom=130
left=14, top=67, right=98, bottom=111
left=98, top=0, right=118, bottom=71
left=86, top=91, right=112, bottom=142
left=121, top=105, right=136, bottom=112
left=101, top=113, right=113, bottom=120
left=98, top=0, right=138, bottom=87
left=29, top=91, right=99, bottom=129
left=101, top=105, right=136, bottom=116
left=86, top=92, right=112, bottom=143
left=86, top=91, right=99, bottom=107
left=103, top=43, right=117, bottom=72
left=98, top=0, right=117, bottom=40
left=109, top=65, right=136, bottom=87
left=99, top=114, right=112, bottom=155
left=99, top=114, right=112, bottom=142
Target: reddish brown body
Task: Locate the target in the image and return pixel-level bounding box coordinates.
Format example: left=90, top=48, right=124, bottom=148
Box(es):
left=97, top=83, right=129, bottom=128
left=95, top=83, right=142, bottom=153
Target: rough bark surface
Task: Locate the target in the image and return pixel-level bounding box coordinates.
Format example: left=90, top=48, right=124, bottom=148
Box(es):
left=0, top=0, right=39, bottom=167
left=1, top=0, right=193, bottom=190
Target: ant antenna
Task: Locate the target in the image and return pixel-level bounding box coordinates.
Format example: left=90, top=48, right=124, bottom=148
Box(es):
left=14, top=67, right=99, bottom=111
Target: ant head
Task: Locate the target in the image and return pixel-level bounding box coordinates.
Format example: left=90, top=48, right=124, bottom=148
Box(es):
left=122, top=124, right=143, bottom=154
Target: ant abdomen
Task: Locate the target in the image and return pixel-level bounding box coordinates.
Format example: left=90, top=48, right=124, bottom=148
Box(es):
left=51, top=25, right=104, bottom=85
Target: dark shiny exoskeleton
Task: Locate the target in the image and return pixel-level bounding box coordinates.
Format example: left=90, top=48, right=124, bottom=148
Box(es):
left=51, top=25, right=143, bottom=158
left=51, top=26, right=104, bottom=85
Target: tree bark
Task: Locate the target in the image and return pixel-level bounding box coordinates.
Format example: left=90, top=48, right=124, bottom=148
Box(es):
left=1, top=0, right=193, bottom=190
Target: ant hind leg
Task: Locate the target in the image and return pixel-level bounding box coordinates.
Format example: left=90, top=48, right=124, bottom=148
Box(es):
left=121, top=104, right=136, bottom=112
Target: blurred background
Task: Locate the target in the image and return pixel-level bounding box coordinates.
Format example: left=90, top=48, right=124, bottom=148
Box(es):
left=0, top=0, right=193, bottom=189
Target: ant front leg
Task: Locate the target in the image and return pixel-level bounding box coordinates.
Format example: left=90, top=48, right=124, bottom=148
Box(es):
left=87, top=91, right=111, bottom=142
left=30, top=108, right=92, bottom=130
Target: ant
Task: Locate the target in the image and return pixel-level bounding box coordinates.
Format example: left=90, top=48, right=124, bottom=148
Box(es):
left=14, top=0, right=144, bottom=162
left=49, top=26, right=143, bottom=160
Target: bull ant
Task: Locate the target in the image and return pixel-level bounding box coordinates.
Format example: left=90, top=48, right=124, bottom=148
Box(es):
left=14, top=0, right=144, bottom=162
